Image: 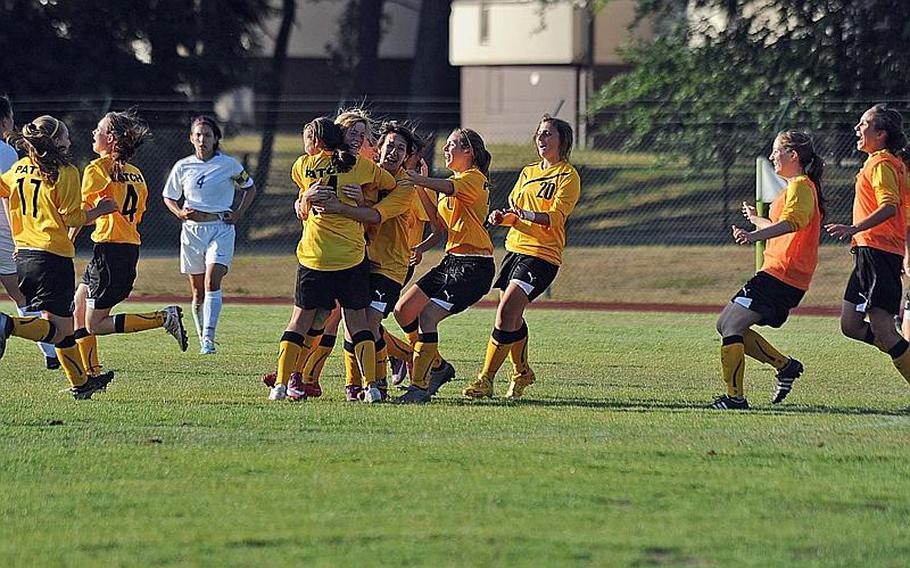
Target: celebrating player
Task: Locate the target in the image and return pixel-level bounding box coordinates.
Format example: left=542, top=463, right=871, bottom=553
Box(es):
left=0, top=96, right=59, bottom=369
left=71, top=111, right=188, bottom=380
left=393, top=127, right=495, bottom=403
left=465, top=115, right=580, bottom=399
left=826, top=105, right=910, bottom=389
left=714, top=131, right=824, bottom=409
left=0, top=116, right=117, bottom=398
left=163, top=115, right=256, bottom=354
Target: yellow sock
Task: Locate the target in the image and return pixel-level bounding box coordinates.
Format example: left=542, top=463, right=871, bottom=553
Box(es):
left=352, top=331, right=376, bottom=386
left=721, top=336, right=746, bottom=398
left=295, top=329, right=323, bottom=373
left=114, top=311, right=165, bottom=333
left=402, top=319, right=420, bottom=347
left=343, top=341, right=363, bottom=387
left=508, top=323, right=530, bottom=375
left=74, top=328, right=102, bottom=376
left=383, top=328, right=412, bottom=361
left=304, top=335, right=336, bottom=384
left=8, top=316, right=54, bottom=342
left=375, top=339, right=389, bottom=382
left=411, top=333, right=439, bottom=390
left=888, top=339, right=910, bottom=385
left=480, top=327, right=515, bottom=381
left=276, top=331, right=305, bottom=386
left=743, top=329, right=787, bottom=369
left=55, top=336, right=87, bottom=387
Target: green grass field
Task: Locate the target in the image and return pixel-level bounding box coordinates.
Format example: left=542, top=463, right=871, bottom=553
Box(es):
left=2, top=304, right=910, bottom=567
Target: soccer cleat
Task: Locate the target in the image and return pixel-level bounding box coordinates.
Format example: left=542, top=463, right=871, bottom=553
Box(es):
left=345, top=385, right=363, bottom=402
left=71, top=371, right=114, bottom=400
left=390, top=357, right=407, bottom=385
left=302, top=380, right=322, bottom=398
left=0, top=312, right=9, bottom=361
left=200, top=337, right=216, bottom=355
left=504, top=369, right=536, bottom=399
left=463, top=376, right=494, bottom=399
left=395, top=384, right=431, bottom=404
left=772, top=357, right=804, bottom=404
left=362, top=383, right=383, bottom=403
left=427, top=360, right=456, bottom=396
left=268, top=384, right=287, bottom=400
left=376, top=378, right=389, bottom=401
left=710, top=395, right=750, bottom=410
left=287, top=373, right=307, bottom=402
left=163, top=305, right=189, bottom=352
left=261, top=372, right=277, bottom=388
left=46, top=356, right=60, bottom=370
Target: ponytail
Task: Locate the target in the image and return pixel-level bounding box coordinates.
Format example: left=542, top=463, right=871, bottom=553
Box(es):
left=308, top=116, right=356, bottom=173
left=10, top=115, right=71, bottom=185
left=105, top=110, right=151, bottom=182
left=804, top=153, right=827, bottom=220
left=777, top=130, right=826, bottom=220
left=456, top=128, right=492, bottom=178
left=867, top=104, right=910, bottom=168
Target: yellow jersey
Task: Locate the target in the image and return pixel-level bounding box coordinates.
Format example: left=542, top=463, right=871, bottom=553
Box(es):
left=505, top=160, right=580, bottom=266
left=82, top=156, right=148, bottom=245
left=292, top=151, right=396, bottom=271
left=406, top=186, right=434, bottom=249
left=437, top=167, right=493, bottom=256
left=367, top=167, right=418, bottom=285
left=0, top=158, right=85, bottom=258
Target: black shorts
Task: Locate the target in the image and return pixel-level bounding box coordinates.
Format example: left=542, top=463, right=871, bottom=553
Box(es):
left=416, top=254, right=495, bottom=314
left=844, top=246, right=903, bottom=315
left=731, top=271, right=804, bottom=328
left=403, top=264, right=416, bottom=286
left=81, top=243, right=140, bottom=310
left=295, top=258, right=370, bottom=311
left=16, top=249, right=75, bottom=317
left=493, top=251, right=559, bottom=302
left=369, top=273, right=403, bottom=317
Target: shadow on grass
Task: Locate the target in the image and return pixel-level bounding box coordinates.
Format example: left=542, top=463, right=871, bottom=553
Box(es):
left=435, top=396, right=910, bottom=417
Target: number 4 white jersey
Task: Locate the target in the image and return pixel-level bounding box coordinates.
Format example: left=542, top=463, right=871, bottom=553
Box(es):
left=162, top=151, right=254, bottom=214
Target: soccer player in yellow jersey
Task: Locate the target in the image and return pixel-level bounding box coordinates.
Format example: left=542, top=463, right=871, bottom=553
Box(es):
left=393, top=128, right=496, bottom=403
left=0, top=116, right=118, bottom=398
left=464, top=116, right=581, bottom=399
left=267, top=117, right=396, bottom=402
left=71, top=111, right=188, bottom=380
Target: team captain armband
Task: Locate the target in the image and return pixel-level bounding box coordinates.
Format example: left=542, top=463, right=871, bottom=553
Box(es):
left=232, top=168, right=254, bottom=189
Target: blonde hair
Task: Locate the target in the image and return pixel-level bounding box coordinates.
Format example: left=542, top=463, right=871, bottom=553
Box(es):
left=104, top=110, right=151, bottom=182
left=10, top=115, right=71, bottom=184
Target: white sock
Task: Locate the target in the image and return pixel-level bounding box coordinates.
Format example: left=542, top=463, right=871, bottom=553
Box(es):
left=191, top=302, right=204, bottom=341
left=17, top=307, right=57, bottom=359
left=202, top=290, right=223, bottom=341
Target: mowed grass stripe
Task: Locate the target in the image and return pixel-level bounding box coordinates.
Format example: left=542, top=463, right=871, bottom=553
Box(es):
left=1, top=305, right=909, bottom=567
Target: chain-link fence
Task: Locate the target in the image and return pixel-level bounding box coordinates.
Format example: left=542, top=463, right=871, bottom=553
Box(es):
left=7, top=96, right=908, bottom=309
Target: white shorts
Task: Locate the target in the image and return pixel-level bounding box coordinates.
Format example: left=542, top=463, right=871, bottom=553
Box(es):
left=180, top=221, right=235, bottom=274
left=0, top=226, right=16, bottom=276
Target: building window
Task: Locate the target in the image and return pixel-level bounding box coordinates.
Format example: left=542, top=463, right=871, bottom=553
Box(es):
left=480, top=5, right=489, bottom=45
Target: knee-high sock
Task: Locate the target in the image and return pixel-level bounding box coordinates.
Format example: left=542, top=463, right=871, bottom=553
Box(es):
left=480, top=327, right=523, bottom=381
left=375, top=336, right=388, bottom=383
left=343, top=340, right=363, bottom=387
left=888, top=339, right=910, bottom=385
left=73, top=328, right=102, bottom=376
left=277, top=331, right=305, bottom=387
left=304, top=334, right=336, bottom=384
left=295, top=328, right=323, bottom=373
left=721, top=335, right=746, bottom=398
left=113, top=312, right=165, bottom=334
left=18, top=308, right=57, bottom=359
left=411, top=332, right=439, bottom=390
left=382, top=327, right=412, bottom=361
left=742, top=329, right=787, bottom=370
left=191, top=301, right=203, bottom=340
left=351, top=330, right=377, bottom=386
left=5, top=314, right=55, bottom=343
left=202, top=290, right=223, bottom=341
left=55, top=335, right=87, bottom=388
left=508, top=322, right=530, bottom=375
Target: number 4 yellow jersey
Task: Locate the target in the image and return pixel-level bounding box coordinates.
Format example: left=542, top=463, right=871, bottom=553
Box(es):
left=0, top=158, right=86, bottom=258
left=505, top=160, right=580, bottom=266
left=82, top=156, right=148, bottom=245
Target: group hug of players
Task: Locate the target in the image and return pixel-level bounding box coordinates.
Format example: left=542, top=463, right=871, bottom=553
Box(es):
left=2, top=97, right=910, bottom=409
left=0, top=98, right=581, bottom=403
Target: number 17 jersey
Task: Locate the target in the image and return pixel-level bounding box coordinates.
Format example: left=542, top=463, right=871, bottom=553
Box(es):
left=82, top=156, right=148, bottom=245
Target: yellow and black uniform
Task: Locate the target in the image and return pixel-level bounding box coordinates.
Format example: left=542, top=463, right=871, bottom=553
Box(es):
left=718, top=175, right=821, bottom=404
left=290, top=151, right=397, bottom=310
left=415, top=167, right=495, bottom=314
left=367, top=167, right=417, bottom=316
left=844, top=150, right=909, bottom=315
left=493, top=160, right=580, bottom=302
left=79, top=156, right=148, bottom=309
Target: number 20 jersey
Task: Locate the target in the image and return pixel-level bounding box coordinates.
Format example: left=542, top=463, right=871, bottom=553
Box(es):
left=505, top=160, right=581, bottom=266
left=0, top=158, right=85, bottom=258
left=82, top=156, right=148, bottom=245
